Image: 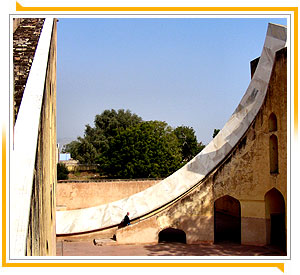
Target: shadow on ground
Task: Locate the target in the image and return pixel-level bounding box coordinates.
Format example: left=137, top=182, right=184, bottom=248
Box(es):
left=143, top=242, right=286, bottom=256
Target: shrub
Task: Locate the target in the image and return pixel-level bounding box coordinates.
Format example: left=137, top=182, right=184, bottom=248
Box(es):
left=57, top=163, right=69, bottom=180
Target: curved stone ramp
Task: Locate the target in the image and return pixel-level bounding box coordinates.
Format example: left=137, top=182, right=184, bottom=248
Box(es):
left=56, top=23, right=287, bottom=235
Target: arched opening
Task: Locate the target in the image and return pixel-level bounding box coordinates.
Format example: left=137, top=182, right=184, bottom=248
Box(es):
left=265, top=188, right=286, bottom=250
left=269, top=134, right=279, bottom=174
left=268, top=113, right=278, bottom=132
left=214, top=195, right=241, bottom=243
left=158, top=228, right=186, bottom=243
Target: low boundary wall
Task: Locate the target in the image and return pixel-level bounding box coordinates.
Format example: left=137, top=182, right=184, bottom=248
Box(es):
left=57, top=179, right=161, bottom=210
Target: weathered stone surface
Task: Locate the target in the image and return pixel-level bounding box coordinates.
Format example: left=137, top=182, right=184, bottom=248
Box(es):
left=25, top=19, right=57, bottom=256
left=13, top=18, right=45, bottom=124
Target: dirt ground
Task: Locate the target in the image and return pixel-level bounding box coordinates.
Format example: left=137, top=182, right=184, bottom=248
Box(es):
left=56, top=240, right=286, bottom=257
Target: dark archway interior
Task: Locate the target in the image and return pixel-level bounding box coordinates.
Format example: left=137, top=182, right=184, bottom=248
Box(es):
left=269, top=112, right=278, bottom=132
left=265, top=188, right=286, bottom=250
left=158, top=228, right=186, bottom=243
left=269, top=134, right=279, bottom=174
left=214, top=195, right=241, bottom=244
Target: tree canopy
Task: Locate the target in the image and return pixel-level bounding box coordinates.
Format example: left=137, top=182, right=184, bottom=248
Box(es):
left=63, top=109, right=205, bottom=178
left=174, top=126, right=200, bottom=162
left=63, top=109, right=142, bottom=164
left=98, top=121, right=182, bottom=178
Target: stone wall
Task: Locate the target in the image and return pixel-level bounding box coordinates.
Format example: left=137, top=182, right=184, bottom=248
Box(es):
left=212, top=50, right=286, bottom=245
left=24, top=19, right=57, bottom=256
left=57, top=179, right=160, bottom=210
left=13, top=18, right=45, bottom=125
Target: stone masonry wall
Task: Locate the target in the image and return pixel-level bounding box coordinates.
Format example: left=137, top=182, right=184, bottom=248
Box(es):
left=13, top=18, right=45, bottom=125
left=25, top=19, right=57, bottom=256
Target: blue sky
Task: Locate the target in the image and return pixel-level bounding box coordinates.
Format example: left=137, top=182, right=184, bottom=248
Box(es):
left=57, top=17, right=287, bottom=146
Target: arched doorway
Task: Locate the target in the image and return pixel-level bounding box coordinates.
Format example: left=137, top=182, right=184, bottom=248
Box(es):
left=158, top=228, right=186, bottom=243
left=265, top=188, right=286, bottom=250
left=214, top=195, right=241, bottom=243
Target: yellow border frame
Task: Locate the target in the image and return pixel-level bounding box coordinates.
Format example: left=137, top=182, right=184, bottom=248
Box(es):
left=3, top=2, right=298, bottom=271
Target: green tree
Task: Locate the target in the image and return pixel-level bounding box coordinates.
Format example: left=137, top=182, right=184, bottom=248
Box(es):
left=85, top=109, right=142, bottom=154
left=213, top=128, right=220, bottom=138
left=174, top=126, right=200, bottom=162
left=98, top=121, right=182, bottom=178
left=74, top=137, right=97, bottom=164
left=63, top=109, right=206, bottom=179
left=62, top=140, right=80, bottom=157
left=64, top=109, right=142, bottom=164
left=197, top=141, right=205, bottom=153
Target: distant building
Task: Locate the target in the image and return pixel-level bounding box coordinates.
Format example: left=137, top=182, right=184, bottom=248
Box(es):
left=59, top=153, right=71, bottom=161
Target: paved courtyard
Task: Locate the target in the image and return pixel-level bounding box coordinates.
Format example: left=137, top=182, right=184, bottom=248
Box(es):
left=56, top=240, right=286, bottom=257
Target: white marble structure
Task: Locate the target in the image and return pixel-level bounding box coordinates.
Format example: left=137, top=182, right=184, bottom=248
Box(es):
left=56, top=23, right=287, bottom=235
